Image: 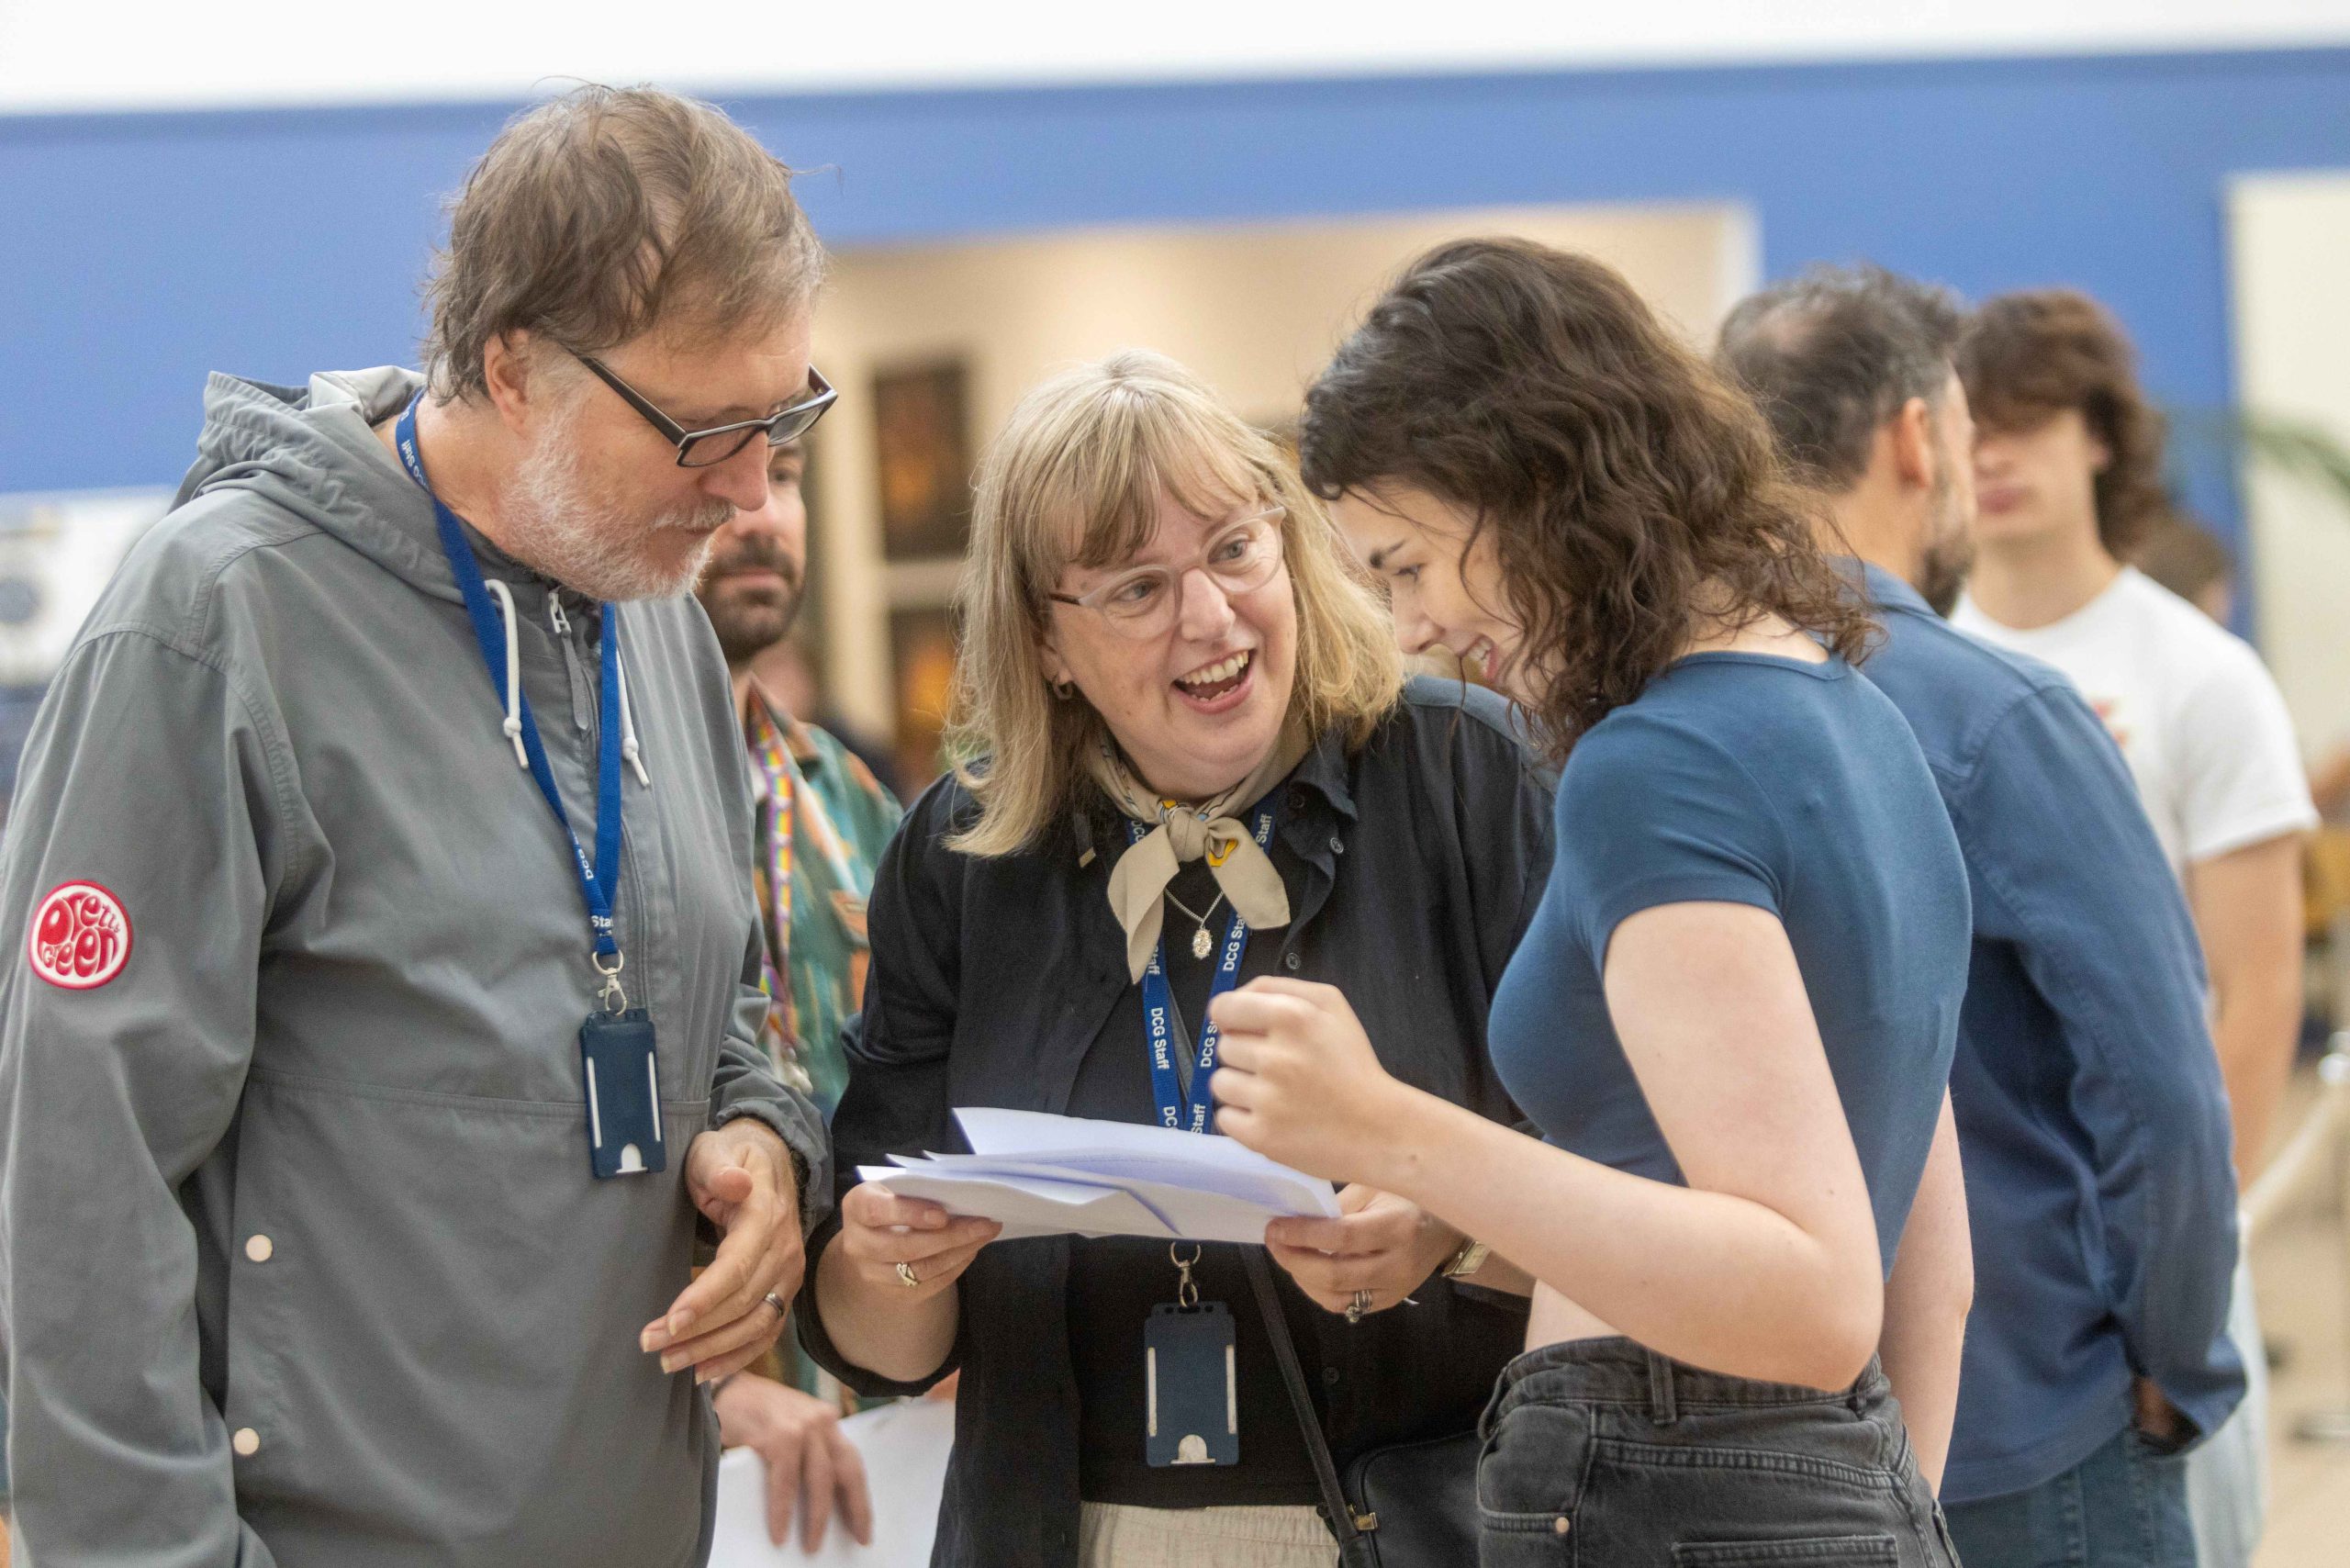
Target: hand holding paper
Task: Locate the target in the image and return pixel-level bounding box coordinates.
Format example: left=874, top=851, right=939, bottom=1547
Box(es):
left=858, top=1106, right=1341, bottom=1244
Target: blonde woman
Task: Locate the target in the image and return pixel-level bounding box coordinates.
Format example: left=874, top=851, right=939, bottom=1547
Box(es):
left=795, top=352, right=1550, bottom=1568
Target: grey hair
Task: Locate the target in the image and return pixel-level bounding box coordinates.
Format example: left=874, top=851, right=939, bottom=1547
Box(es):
left=424, top=84, right=826, bottom=401
left=1716, top=263, right=1965, bottom=490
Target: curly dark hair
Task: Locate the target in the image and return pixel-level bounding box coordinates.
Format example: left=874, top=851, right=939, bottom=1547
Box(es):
left=1956, top=289, right=2168, bottom=555
left=1298, top=238, right=1873, bottom=762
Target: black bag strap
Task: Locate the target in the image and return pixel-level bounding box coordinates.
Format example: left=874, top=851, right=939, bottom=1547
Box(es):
left=1241, top=1246, right=1376, bottom=1565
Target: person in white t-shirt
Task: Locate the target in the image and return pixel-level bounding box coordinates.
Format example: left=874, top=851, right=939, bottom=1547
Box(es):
left=1953, top=288, right=2316, bottom=1568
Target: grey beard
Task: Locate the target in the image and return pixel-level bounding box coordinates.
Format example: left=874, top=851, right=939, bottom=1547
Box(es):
left=503, top=420, right=730, bottom=601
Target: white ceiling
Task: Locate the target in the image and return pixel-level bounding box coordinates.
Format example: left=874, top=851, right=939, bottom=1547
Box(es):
left=6, top=0, right=2350, bottom=114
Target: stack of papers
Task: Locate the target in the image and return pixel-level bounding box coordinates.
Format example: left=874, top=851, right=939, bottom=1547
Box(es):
left=859, top=1107, right=1341, bottom=1243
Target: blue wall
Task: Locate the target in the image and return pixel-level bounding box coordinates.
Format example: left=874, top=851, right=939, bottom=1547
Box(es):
left=6, top=47, right=2350, bottom=546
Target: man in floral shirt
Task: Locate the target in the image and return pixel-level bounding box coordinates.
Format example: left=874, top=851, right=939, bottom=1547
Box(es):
left=697, top=436, right=903, bottom=1552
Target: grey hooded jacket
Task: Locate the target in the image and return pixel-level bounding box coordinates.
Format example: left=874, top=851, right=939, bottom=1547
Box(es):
left=0, top=368, right=830, bottom=1566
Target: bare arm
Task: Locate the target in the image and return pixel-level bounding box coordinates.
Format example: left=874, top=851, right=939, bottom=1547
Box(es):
left=1213, top=902, right=1888, bottom=1391
left=1875, top=1092, right=1971, bottom=1492
left=2309, top=742, right=2350, bottom=820
left=2187, top=834, right=2306, bottom=1182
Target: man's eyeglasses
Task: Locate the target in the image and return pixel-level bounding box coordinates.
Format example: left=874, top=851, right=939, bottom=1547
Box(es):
left=571, top=350, right=837, bottom=468
left=1046, top=508, right=1287, bottom=640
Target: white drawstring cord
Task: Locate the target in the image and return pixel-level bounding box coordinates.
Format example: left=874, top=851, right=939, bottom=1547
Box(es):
left=615, top=646, right=651, bottom=788
left=482, top=580, right=529, bottom=769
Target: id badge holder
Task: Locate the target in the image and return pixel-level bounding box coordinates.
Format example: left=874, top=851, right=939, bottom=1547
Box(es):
left=580, top=1003, right=666, bottom=1180
left=1145, top=1246, right=1238, bottom=1466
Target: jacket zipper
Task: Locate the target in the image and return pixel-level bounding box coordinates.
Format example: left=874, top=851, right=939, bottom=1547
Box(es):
left=552, top=597, right=592, bottom=732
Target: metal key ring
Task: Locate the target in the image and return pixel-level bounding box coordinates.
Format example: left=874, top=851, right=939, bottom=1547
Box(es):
left=1346, top=1289, right=1373, bottom=1325
left=592, top=950, right=629, bottom=1013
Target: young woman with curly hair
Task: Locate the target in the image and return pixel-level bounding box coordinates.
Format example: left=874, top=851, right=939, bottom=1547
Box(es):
left=1205, top=239, right=1976, bottom=1564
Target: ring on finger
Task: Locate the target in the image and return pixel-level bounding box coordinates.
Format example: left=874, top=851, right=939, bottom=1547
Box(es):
left=1346, top=1289, right=1373, bottom=1325
left=896, top=1260, right=922, bottom=1289
left=762, top=1291, right=789, bottom=1320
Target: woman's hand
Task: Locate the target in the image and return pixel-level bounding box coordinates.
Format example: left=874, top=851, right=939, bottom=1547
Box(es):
left=1265, top=1184, right=1462, bottom=1317
left=1208, top=978, right=1416, bottom=1184
left=834, top=1182, right=1002, bottom=1303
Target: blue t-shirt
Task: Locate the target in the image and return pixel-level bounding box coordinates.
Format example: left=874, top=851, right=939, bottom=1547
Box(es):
left=1488, top=652, right=1971, bottom=1274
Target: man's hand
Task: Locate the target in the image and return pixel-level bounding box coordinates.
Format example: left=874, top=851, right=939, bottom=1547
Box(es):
left=2134, top=1376, right=2189, bottom=1450
left=713, top=1374, right=874, bottom=1552
left=1264, top=1184, right=1460, bottom=1317
left=642, top=1118, right=804, bottom=1383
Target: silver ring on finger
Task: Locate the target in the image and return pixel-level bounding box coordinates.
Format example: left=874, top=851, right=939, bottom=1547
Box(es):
left=762, top=1291, right=789, bottom=1320
left=1346, top=1289, right=1373, bottom=1325
left=896, top=1260, right=922, bottom=1289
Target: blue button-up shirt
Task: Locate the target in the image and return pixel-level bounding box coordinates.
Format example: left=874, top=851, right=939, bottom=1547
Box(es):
left=1854, top=563, right=2243, bottom=1503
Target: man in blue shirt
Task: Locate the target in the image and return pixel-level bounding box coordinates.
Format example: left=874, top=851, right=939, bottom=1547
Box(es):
left=1721, top=266, right=2241, bottom=1567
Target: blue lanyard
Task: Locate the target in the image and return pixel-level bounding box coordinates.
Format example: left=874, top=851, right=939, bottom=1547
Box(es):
left=1128, top=803, right=1278, bottom=1135
left=394, top=394, right=627, bottom=969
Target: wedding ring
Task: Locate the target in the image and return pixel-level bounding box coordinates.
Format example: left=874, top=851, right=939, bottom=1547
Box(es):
left=1346, top=1289, right=1373, bottom=1324
left=762, top=1291, right=789, bottom=1320
left=896, top=1261, right=922, bottom=1289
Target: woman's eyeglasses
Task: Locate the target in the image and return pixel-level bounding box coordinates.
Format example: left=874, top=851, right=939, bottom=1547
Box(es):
left=571, top=349, right=837, bottom=468
left=1046, top=508, right=1286, bottom=640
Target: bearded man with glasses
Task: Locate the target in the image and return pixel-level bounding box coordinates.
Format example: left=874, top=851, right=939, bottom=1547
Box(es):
left=0, top=85, right=835, bottom=1565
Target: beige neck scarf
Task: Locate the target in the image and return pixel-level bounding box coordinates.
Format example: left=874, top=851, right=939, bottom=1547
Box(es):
left=1091, top=718, right=1314, bottom=983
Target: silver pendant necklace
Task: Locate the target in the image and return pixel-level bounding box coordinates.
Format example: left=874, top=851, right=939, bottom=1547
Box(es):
left=1162, top=886, right=1226, bottom=960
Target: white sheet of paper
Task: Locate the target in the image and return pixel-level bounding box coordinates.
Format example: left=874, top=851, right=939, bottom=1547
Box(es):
left=708, top=1396, right=955, bottom=1568
left=856, top=1165, right=1176, bottom=1240
left=852, top=1109, right=1340, bottom=1243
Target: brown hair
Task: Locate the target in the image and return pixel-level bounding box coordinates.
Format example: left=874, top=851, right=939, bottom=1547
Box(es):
left=947, top=351, right=1404, bottom=857
left=2132, top=510, right=2234, bottom=604
left=424, top=84, right=825, bottom=401
left=1956, top=289, right=2168, bottom=554
left=1299, top=237, right=1871, bottom=762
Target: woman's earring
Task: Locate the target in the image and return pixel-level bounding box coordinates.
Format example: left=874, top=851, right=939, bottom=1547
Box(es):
left=1049, top=678, right=1076, bottom=701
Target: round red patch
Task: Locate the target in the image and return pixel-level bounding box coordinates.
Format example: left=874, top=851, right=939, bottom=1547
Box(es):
left=28, top=881, right=132, bottom=990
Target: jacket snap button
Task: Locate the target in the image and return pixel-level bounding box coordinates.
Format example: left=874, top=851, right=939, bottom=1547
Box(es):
left=245, top=1234, right=274, bottom=1263
left=1553, top=1516, right=1571, bottom=1535
left=1329, top=835, right=1345, bottom=855
left=232, top=1427, right=262, bottom=1457
left=1283, top=952, right=1302, bottom=971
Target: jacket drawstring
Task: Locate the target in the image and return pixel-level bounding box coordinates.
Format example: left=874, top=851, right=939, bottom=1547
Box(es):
left=485, top=581, right=650, bottom=787
left=483, top=580, right=529, bottom=770
left=616, top=651, right=651, bottom=788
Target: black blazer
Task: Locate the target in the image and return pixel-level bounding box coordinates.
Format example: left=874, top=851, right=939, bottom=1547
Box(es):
left=799, top=677, right=1555, bottom=1567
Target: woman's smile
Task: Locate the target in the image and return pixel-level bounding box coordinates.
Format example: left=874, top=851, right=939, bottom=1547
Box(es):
left=1171, top=647, right=1256, bottom=712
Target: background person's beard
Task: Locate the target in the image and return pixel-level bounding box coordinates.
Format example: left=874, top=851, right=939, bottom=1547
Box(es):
left=1917, top=464, right=1976, bottom=618
left=503, top=409, right=733, bottom=601
left=698, top=534, right=805, bottom=665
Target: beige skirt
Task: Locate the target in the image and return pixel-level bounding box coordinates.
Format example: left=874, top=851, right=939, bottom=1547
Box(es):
left=1078, top=1502, right=1337, bottom=1568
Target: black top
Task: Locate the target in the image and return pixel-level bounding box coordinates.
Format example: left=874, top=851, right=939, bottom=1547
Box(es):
left=799, top=678, right=1554, bottom=1568
left=1065, top=857, right=1329, bottom=1506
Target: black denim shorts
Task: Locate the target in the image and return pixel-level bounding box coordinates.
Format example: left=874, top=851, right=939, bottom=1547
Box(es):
left=1475, top=1338, right=1962, bottom=1566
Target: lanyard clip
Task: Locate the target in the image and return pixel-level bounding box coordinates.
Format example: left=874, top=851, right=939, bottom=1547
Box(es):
left=594, top=950, right=630, bottom=1014
left=1169, top=1243, right=1202, bottom=1309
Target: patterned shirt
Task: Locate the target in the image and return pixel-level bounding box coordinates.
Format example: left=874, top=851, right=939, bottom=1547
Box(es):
left=744, top=689, right=902, bottom=1118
